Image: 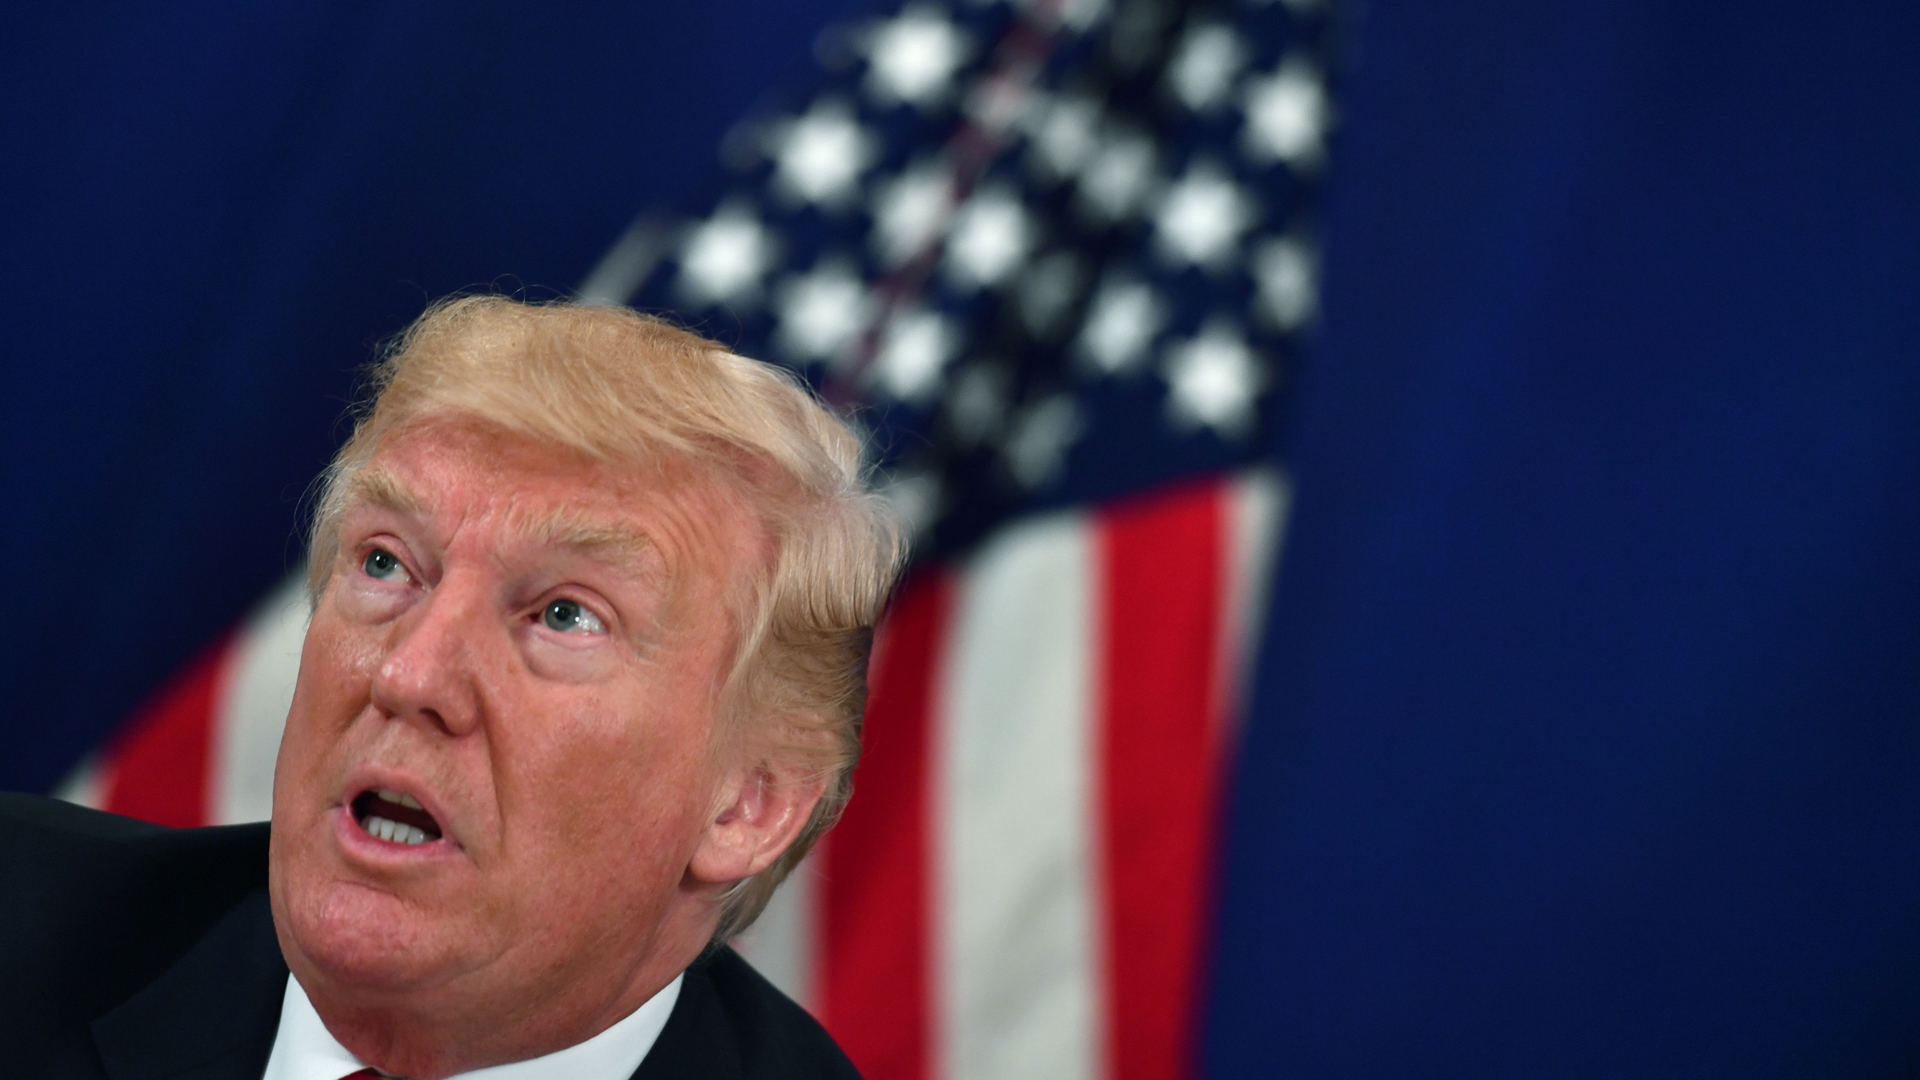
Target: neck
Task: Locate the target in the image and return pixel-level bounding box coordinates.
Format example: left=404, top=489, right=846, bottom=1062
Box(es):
left=290, top=907, right=715, bottom=1080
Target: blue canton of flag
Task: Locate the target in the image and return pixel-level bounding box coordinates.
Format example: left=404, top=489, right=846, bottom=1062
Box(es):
left=586, top=0, right=1335, bottom=560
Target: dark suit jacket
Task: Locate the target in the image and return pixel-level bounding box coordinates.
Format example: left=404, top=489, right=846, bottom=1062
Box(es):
left=0, top=794, right=861, bottom=1080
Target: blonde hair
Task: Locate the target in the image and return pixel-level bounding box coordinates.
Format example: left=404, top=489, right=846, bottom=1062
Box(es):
left=307, top=295, right=906, bottom=941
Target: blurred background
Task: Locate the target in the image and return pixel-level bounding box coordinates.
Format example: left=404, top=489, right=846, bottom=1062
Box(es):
left=5, top=0, right=1920, bottom=1075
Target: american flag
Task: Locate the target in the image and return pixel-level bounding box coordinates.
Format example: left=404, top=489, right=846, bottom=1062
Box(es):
left=60, top=0, right=1334, bottom=1076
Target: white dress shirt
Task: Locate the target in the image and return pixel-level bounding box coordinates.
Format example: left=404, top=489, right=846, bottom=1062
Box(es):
left=261, top=971, right=683, bottom=1080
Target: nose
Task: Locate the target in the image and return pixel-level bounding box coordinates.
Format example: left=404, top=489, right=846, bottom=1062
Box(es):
left=368, top=571, right=493, bottom=738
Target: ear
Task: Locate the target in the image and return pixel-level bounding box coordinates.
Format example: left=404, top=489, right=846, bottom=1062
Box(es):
left=688, top=759, right=828, bottom=887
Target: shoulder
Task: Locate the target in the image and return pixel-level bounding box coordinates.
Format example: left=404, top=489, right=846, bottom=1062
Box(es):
left=640, top=947, right=861, bottom=1080
left=0, top=794, right=270, bottom=1042
left=0, top=793, right=271, bottom=932
left=702, top=950, right=862, bottom=1079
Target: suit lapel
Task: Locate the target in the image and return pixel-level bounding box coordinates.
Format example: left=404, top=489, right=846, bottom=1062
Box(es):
left=630, top=957, right=744, bottom=1080
left=92, top=889, right=289, bottom=1080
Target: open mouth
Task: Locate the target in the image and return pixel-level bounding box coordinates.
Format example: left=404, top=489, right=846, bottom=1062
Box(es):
left=350, top=789, right=444, bottom=846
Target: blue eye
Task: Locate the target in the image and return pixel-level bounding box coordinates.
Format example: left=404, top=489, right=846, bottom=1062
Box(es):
left=542, top=599, right=606, bottom=635
left=363, top=549, right=408, bottom=581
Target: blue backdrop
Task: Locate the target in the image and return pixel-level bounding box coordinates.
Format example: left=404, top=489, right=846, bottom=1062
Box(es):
left=1210, top=0, right=1920, bottom=1073
left=5, top=0, right=1918, bottom=1072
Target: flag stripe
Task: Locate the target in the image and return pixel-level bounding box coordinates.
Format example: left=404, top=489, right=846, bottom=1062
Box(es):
left=1222, top=469, right=1288, bottom=740
left=1096, top=480, right=1227, bottom=1080
left=210, top=577, right=309, bottom=825
left=940, top=513, right=1101, bottom=1080
left=822, top=569, right=952, bottom=1080
left=735, top=849, right=821, bottom=1010
left=102, top=633, right=232, bottom=827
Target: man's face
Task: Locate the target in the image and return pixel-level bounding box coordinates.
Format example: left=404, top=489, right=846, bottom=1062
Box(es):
left=269, top=419, right=768, bottom=1054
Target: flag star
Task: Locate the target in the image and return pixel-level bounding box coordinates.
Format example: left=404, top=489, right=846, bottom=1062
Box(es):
left=1075, top=275, right=1168, bottom=375
left=1161, top=318, right=1267, bottom=438
left=1167, top=22, right=1248, bottom=113
left=1014, top=250, right=1088, bottom=339
left=1152, top=159, right=1257, bottom=271
left=1241, top=56, right=1330, bottom=170
left=1252, top=235, right=1318, bottom=330
left=1075, top=128, right=1159, bottom=223
left=674, top=200, right=778, bottom=308
left=863, top=3, right=973, bottom=110
left=878, top=466, right=944, bottom=537
left=1053, top=0, right=1112, bottom=33
left=1025, top=94, right=1103, bottom=183
left=945, top=185, right=1035, bottom=292
left=945, top=361, right=1012, bottom=446
left=1002, top=394, right=1084, bottom=489
left=1107, top=0, right=1173, bottom=73
left=869, top=306, right=959, bottom=401
left=964, top=68, right=1035, bottom=137
left=871, top=158, right=955, bottom=267
left=772, top=256, right=873, bottom=366
left=770, top=97, right=878, bottom=210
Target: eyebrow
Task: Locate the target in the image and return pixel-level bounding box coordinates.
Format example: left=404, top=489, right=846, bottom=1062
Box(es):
left=339, top=466, right=427, bottom=519
left=340, top=465, right=662, bottom=578
left=521, top=509, right=661, bottom=578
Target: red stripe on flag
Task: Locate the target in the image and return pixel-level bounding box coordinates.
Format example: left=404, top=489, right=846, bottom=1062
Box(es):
left=103, top=633, right=233, bottom=828
left=1096, top=480, right=1227, bottom=1080
left=821, top=569, right=950, bottom=1080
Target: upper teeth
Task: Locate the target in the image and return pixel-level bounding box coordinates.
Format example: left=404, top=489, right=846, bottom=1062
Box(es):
left=375, top=789, right=424, bottom=810
left=363, top=815, right=431, bottom=845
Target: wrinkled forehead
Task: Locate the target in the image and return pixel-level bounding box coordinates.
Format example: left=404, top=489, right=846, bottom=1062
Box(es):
left=340, top=420, right=771, bottom=599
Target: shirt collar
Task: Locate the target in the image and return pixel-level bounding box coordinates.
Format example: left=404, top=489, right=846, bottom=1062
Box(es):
left=262, top=970, right=683, bottom=1080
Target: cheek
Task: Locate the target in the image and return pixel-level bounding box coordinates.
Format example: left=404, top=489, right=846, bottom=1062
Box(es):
left=279, top=610, right=382, bottom=776
left=305, top=613, right=380, bottom=711
left=517, top=685, right=718, bottom=859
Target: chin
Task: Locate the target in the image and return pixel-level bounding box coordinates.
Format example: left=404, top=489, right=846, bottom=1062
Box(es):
left=277, top=869, right=465, bottom=997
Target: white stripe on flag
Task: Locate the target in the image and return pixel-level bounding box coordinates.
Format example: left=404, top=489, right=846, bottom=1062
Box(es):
left=210, top=574, right=310, bottom=824
left=939, top=511, right=1102, bottom=1080
left=1223, top=468, right=1289, bottom=733
left=51, top=751, right=108, bottom=809
left=734, top=851, right=822, bottom=1010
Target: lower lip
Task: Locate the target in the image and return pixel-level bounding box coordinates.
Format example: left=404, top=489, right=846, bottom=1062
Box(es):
left=332, top=804, right=461, bottom=862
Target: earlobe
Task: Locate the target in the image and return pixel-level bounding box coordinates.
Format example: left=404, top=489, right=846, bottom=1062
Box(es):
left=688, top=763, right=827, bottom=886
